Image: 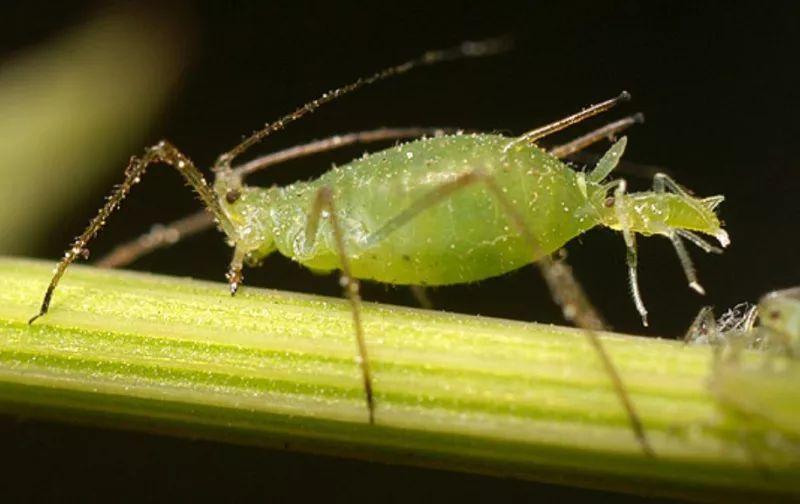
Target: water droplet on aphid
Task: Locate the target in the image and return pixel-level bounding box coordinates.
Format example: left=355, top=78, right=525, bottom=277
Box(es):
left=406, top=152, right=414, bottom=159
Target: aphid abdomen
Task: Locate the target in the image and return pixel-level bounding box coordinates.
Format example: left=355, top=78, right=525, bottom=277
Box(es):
left=272, top=134, right=602, bottom=285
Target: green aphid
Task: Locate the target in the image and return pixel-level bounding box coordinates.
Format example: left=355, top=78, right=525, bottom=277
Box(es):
left=31, top=39, right=728, bottom=456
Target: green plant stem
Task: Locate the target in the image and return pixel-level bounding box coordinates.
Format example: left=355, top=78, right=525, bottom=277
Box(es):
left=0, top=257, right=796, bottom=500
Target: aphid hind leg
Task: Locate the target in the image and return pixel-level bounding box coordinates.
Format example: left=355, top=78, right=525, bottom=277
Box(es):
left=30, top=141, right=231, bottom=324
left=306, top=187, right=375, bottom=424
left=366, top=169, right=653, bottom=457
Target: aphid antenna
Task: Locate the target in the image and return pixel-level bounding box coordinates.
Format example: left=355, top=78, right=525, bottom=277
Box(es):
left=214, top=37, right=514, bottom=172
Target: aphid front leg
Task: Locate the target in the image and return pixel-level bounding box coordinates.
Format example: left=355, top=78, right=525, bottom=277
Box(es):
left=306, top=187, right=375, bottom=424
left=607, top=178, right=649, bottom=326
left=30, top=141, right=233, bottom=323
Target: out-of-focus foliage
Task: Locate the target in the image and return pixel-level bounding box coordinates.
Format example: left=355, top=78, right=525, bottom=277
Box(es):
left=0, top=5, right=189, bottom=252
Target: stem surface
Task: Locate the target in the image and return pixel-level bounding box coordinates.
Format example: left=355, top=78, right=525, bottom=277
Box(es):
left=0, top=257, right=796, bottom=500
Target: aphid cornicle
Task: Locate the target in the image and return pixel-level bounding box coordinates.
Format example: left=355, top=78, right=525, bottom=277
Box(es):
left=31, top=39, right=728, bottom=456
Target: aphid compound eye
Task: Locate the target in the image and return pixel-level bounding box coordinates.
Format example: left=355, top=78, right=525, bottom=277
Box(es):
left=226, top=189, right=242, bottom=204
left=604, top=196, right=615, bottom=207
left=768, top=310, right=781, bottom=320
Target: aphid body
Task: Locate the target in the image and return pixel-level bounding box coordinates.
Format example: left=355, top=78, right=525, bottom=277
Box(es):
left=220, top=133, right=727, bottom=291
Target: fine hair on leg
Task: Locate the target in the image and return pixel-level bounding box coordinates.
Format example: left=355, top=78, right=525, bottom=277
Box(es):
left=365, top=168, right=654, bottom=456
left=96, top=127, right=449, bottom=269
left=30, top=141, right=231, bottom=324
left=306, top=187, right=375, bottom=424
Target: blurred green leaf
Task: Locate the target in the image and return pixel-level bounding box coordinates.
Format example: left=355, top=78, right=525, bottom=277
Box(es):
left=0, top=5, right=189, bottom=252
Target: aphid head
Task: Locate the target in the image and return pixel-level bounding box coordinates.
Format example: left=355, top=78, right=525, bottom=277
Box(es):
left=215, top=175, right=278, bottom=263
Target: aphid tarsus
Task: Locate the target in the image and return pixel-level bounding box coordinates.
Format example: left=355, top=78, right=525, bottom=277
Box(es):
left=31, top=39, right=729, bottom=457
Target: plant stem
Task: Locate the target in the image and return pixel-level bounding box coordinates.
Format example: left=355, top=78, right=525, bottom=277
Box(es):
left=0, top=257, right=796, bottom=500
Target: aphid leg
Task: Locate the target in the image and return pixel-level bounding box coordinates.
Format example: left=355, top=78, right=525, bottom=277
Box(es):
left=226, top=246, right=247, bottom=295
left=214, top=38, right=511, bottom=171
left=668, top=233, right=705, bottom=295
left=367, top=170, right=653, bottom=457
left=607, top=179, right=649, bottom=326
left=536, top=255, right=607, bottom=330
left=306, top=187, right=375, bottom=424
left=535, top=255, right=654, bottom=456
left=549, top=113, right=644, bottom=159
left=652, top=172, right=691, bottom=196
left=675, top=230, right=723, bottom=254
left=30, top=141, right=232, bottom=324
left=97, top=212, right=214, bottom=268
left=409, top=285, right=434, bottom=310
left=97, top=128, right=447, bottom=269
left=503, top=91, right=631, bottom=153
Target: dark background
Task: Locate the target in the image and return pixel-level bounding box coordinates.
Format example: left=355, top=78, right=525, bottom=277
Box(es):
left=2, top=1, right=798, bottom=501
